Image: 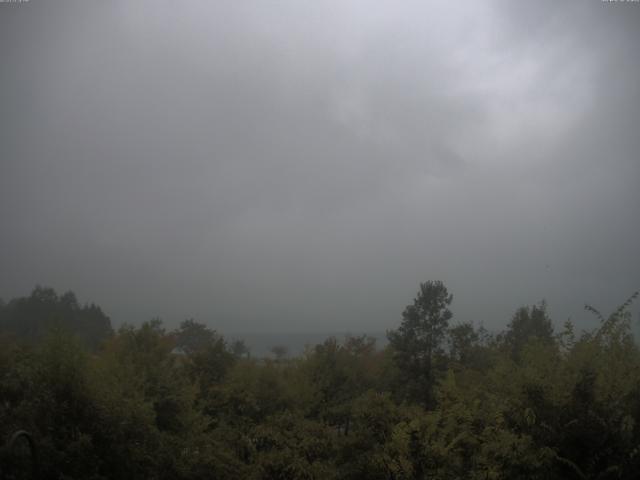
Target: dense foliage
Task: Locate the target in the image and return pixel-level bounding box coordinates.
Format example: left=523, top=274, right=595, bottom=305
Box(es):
left=0, top=287, right=112, bottom=350
left=1, top=284, right=639, bottom=479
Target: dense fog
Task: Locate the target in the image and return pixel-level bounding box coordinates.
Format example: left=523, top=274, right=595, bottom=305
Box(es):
left=1, top=1, right=639, bottom=333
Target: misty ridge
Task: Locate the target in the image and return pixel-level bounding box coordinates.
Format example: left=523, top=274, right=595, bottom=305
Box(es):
left=1, top=0, right=640, bottom=479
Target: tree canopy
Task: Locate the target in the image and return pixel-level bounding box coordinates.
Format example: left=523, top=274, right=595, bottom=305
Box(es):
left=0, top=284, right=639, bottom=479
left=0, top=286, right=112, bottom=349
left=387, top=280, right=453, bottom=406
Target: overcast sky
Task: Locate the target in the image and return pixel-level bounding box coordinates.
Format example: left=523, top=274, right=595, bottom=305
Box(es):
left=1, top=0, right=639, bottom=334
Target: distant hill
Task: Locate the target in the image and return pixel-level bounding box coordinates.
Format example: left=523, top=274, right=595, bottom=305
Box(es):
left=0, top=286, right=113, bottom=349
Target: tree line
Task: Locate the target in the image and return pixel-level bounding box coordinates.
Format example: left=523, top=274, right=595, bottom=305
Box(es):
left=0, top=283, right=639, bottom=479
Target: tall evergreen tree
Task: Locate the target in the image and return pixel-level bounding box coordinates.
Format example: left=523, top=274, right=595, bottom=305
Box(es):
left=387, top=280, right=452, bottom=407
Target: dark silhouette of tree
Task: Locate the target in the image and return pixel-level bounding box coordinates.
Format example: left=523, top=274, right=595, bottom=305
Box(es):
left=387, top=280, right=453, bottom=407
left=501, top=301, right=554, bottom=361
left=173, top=318, right=219, bottom=354
left=0, top=286, right=112, bottom=349
left=271, top=345, right=288, bottom=361
left=448, top=322, right=479, bottom=365
left=230, top=339, right=250, bottom=358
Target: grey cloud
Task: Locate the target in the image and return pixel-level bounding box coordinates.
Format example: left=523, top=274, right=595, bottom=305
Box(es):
left=1, top=0, right=638, bottom=333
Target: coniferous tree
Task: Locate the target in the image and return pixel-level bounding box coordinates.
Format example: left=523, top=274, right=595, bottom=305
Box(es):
left=387, top=280, right=452, bottom=407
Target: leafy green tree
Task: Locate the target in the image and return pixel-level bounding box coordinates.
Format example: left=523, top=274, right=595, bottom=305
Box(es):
left=300, top=336, right=381, bottom=434
left=337, top=390, right=408, bottom=480
left=171, top=319, right=236, bottom=400
left=501, top=301, right=554, bottom=361
left=231, top=339, right=250, bottom=358
left=270, top=345, right=289, bottom=361
left=0, top=286, right=112, bottom=349
left=97, top=320, right=240, bottom=479
left=448, top=322, right=479, bottom=365
left=248, top=412, right=338, bottom=480
left=216, top=359, right=296, bottom=425
left=550, top=292, right=640, bottom=479
left=173, top=319, right=218, bottom=354
left=186, top=334, right=236, bottom=394
left=387, top=280, right=453, bottom=407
